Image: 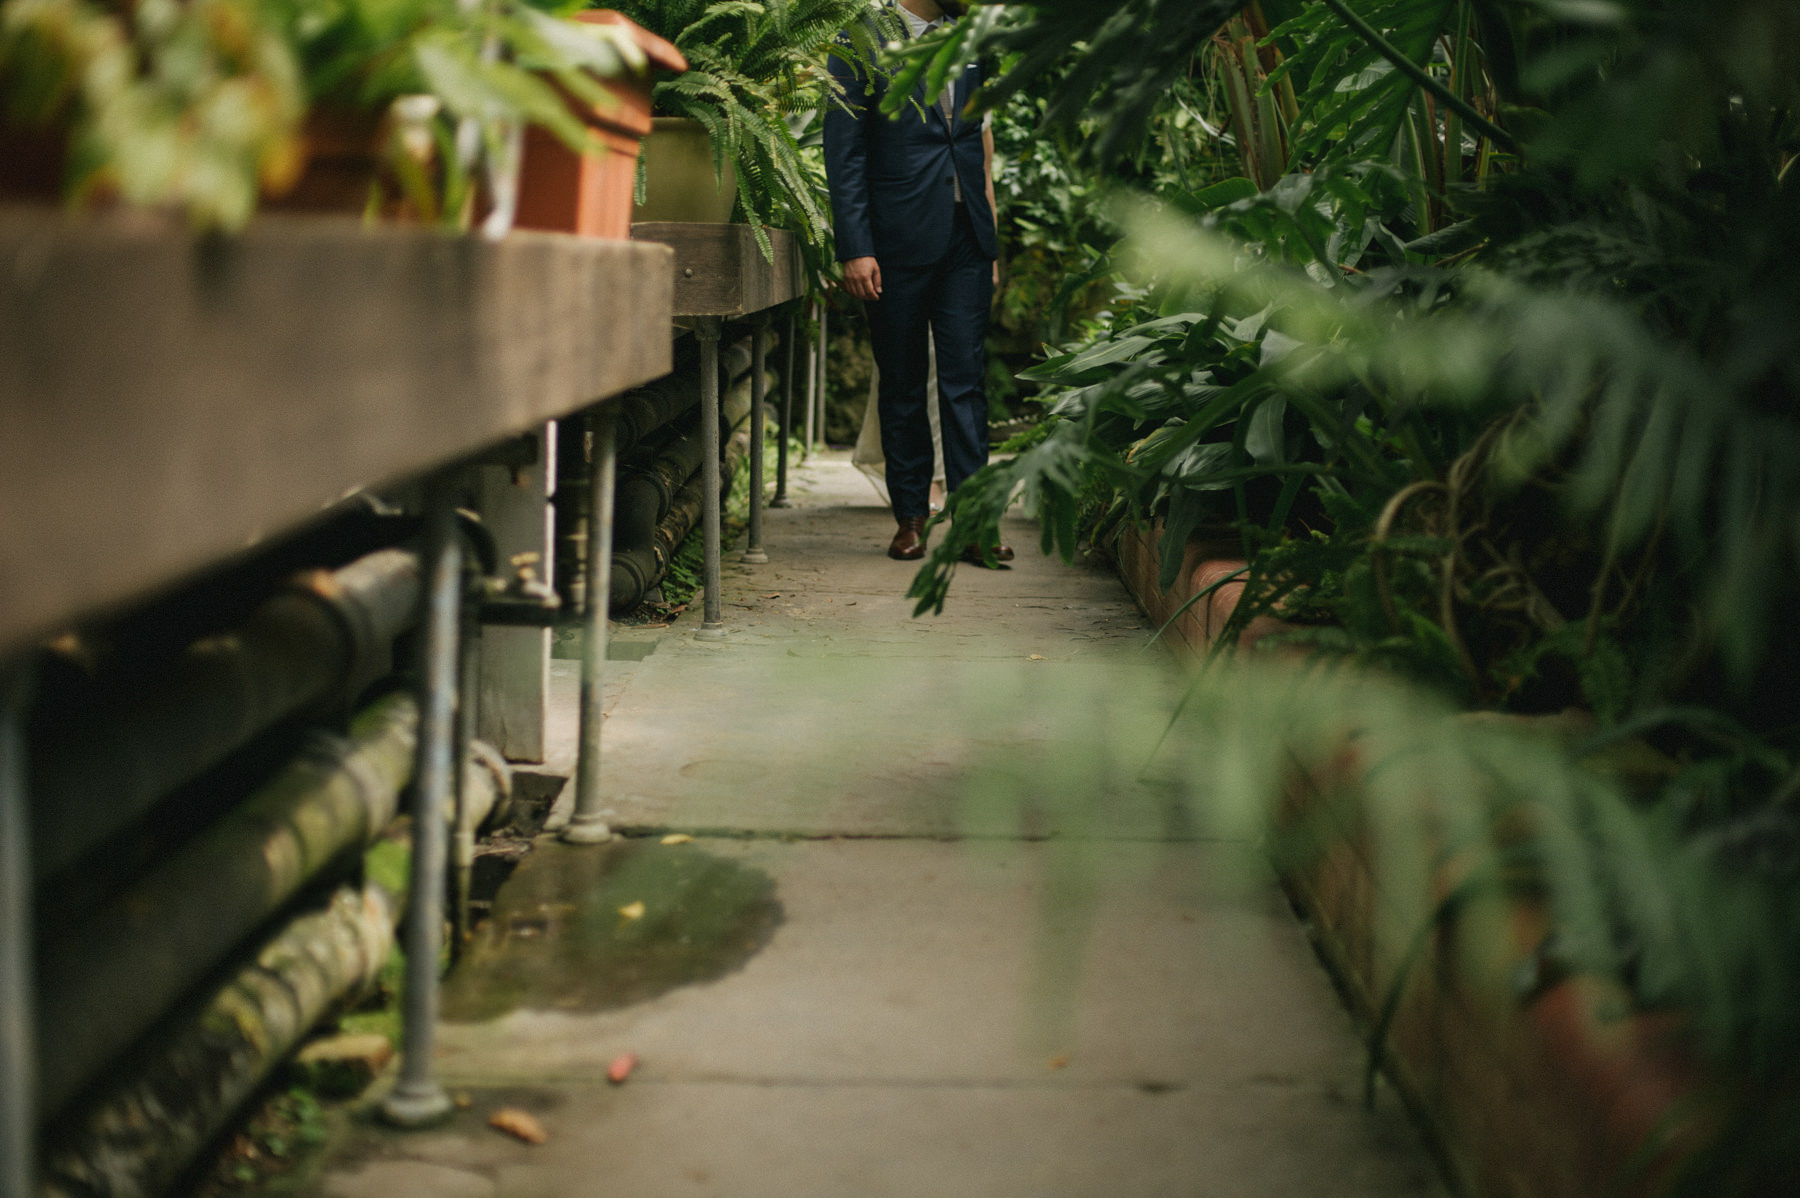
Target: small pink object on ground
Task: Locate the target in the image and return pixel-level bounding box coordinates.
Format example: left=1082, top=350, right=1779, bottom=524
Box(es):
left=608, top=1052, right=639, bottom=1084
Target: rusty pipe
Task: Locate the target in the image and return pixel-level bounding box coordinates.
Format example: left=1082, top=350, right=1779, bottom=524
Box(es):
left=31, top=546, right=423, bottom=883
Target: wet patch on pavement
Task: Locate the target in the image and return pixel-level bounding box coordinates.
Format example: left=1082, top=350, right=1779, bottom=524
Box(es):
left=441, top=839, right=782, bottom=1021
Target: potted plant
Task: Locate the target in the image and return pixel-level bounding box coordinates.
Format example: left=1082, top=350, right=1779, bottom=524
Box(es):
left=511, top=10, right=687, bottom=240
left=281, top=0, right=669, bottom=227
left=597, top=0, right=899, bottom=257
left=0, top=0, right=650, bottom=229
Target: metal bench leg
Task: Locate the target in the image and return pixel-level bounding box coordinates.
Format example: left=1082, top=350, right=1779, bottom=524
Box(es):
left=815, top=304, right=829, bottom=455
left=0, top=659, right=36, bottom=1198
left=742, top=317, right=770, bottom=565
left=801, top=303, right=817, bottom=465
left=697, top=317, right=727, bottom=640
left=565, top=406, right=617, bottom=845
left=771, top=310, right=795, bottom=509
left=382, top=469, right=461, bottom=1128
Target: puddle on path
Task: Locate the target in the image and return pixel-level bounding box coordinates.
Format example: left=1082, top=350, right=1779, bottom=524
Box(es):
left=440, top=839, right=782, bottom=1022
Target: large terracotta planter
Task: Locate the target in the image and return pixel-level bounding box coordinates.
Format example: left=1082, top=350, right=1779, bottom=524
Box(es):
left=1115, top=519, right=1750, bottom=1197
left=1115, top=520, right=1294, bottom=660
left=632, top=116, right=738, bottom=224
left=514, top=11, right=686, bottom=239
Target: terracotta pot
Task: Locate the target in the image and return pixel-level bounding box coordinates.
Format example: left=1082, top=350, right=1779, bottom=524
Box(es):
left=632, top=116, right=738, bottom=225
left=1122, top=518, right=1745, bottom=1197
left=514, top=11, right=687, bottom=239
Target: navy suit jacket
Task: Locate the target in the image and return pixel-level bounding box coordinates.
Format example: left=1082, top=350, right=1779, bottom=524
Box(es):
left=823, top=22, right=997, bottom=268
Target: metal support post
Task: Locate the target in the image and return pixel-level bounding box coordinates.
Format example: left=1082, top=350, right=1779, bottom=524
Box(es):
left=450, top=594, right=479, bottom=955
left=382, top=470, right=460, bottom=1128
left=741, top=317, right=770, bottom=565
left=696, top=316, right=727, bottom=640
left=0, top=659, right=36, bottom=1198
left=771, top=309, right=796, bottom=509
left=564, top=406, right=617, bottom=844
left=801, top=302, right=817, bottom=464
left=815, top=303, right=830, bottom=455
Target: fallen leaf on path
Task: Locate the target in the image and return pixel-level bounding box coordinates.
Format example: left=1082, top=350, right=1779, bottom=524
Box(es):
left=1047, top=1054, right=1070, bottom=1070
left=1028, top=655, right=1046, bottom=662
left=608, top=1053, right=639, bottom=1084
left=618, top=901, right=645, bottom=920
left=761, top=593, right=781, bottom=599
left=661, top=833, right=693, bottom=845
left=489, top=1108, right=548, bottom=1145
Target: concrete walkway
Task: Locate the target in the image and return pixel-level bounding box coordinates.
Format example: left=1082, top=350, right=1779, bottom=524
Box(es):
left=298, top=453, right=1444, bottom=1198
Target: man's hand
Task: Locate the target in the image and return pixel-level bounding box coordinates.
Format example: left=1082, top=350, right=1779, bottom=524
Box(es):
left=843, top=256, right=882, bottom=301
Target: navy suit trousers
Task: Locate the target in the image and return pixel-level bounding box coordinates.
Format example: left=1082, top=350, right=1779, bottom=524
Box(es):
left=865, top=204, right=993, bottom=520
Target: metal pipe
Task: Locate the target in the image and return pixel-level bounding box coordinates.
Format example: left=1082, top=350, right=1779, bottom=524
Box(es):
left=772, top=309, right=796, bottom=508
left=31, top=546, right=422, bottom=883
left=42, top=881, right=394, bottom=1198
left=609, top=423, right=704, bottom=612
left=34, top=694, right=421, bottom=1117
left=382, top=473, right=460, bottom=1128
left=615, top=388, right=760, bottom=617
left=741, top=318, right=770, bottom=565
left=456, top=738, right=510, bottom=952
left=608, top=337, right=754, bottom=462
left=802, top=301, right=817, bottom=463
left=0, top=659, right=36, bottom=1198
left=697, top=316, right=726, bottom=640
left=565, top=406, right=618, bottom=845
left=31, top=687, right=508, bottom=1118
left=553, top=418, right=591, bottom=614
left=608, top=362, right=759, bottom=613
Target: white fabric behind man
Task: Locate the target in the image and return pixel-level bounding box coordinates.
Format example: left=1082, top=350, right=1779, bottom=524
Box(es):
left=853, top=341, right=947, bottom=512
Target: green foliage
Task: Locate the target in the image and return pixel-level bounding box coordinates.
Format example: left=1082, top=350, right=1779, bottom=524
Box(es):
left=929, top=0, right=1800, bottom=710
left=0, top=0, right=650, bottom=228
left=903, top=4, right=1800, bottom=1175
left=888, top=0, right=1248, bottom=167
left=661, top=511, right=707, bottom=607
left=1, top=0, right=306, bottom=226
left=603, top=0, right=899, bottom=263
left=922, top=651, right=1800, bottom=1134
left=985, top=81, right=1113, bottom=352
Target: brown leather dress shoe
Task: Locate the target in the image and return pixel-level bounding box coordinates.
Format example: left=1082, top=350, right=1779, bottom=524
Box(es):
left=959, top=542, right=1015, bottom=567
left=888, top=516, right=929, bottom=561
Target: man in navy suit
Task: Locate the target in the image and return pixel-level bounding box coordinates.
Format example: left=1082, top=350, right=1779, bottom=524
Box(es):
left=824, top=0, right=1011, bottom=563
